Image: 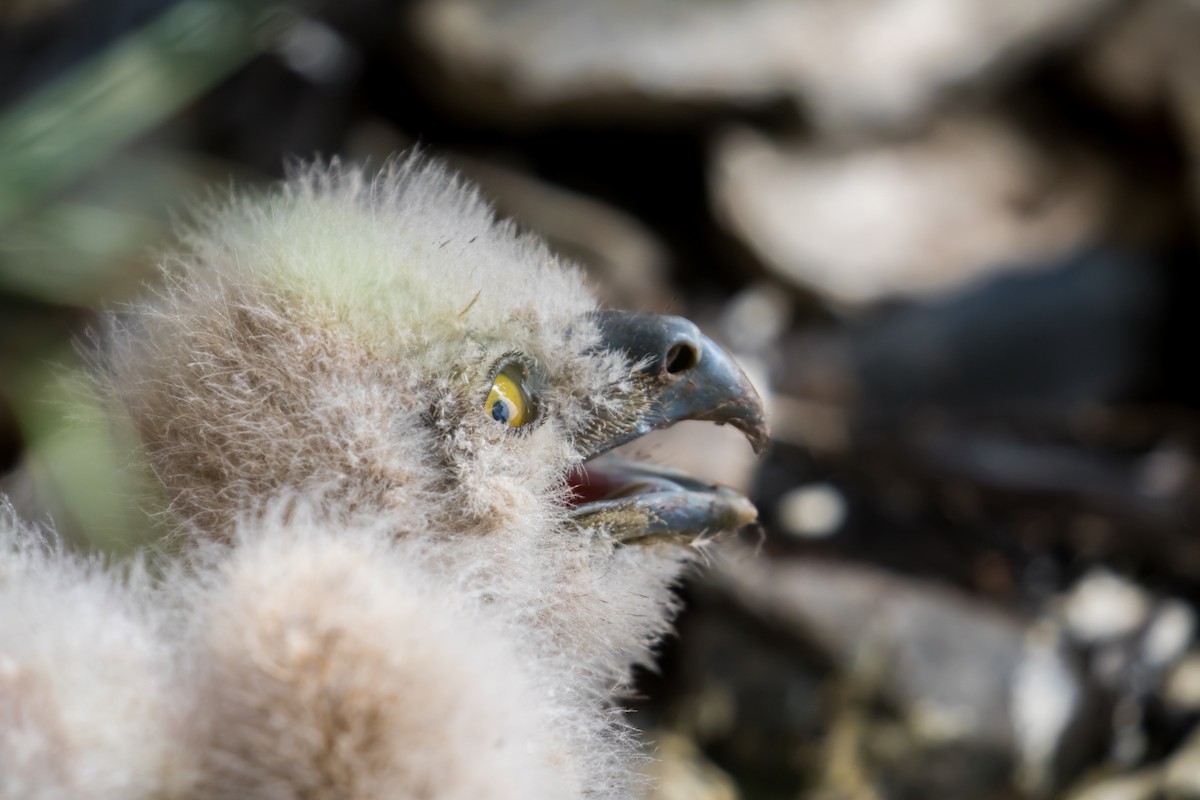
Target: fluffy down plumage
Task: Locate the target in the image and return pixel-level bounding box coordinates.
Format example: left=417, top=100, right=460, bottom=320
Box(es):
left=0, top=505, right=196, bottom=799
left=0, top=156, right=762, bottom=799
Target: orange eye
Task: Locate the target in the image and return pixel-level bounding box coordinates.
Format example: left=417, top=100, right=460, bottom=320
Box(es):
left=485, top=368, right=532, bottom=428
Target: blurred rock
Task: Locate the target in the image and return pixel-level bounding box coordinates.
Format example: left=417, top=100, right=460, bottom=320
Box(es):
left=1060, top=568, right=1153, bottom=644
left=454, top=156, right=673, bottom=311
left=1013, top=621, right=1086, bottom=793
left=1163, top=727, right=1200, bottom=796
left=717, top=282, right=793, bottom=358
left=1164, top=653, right=1200, bottom=713
left=1080, top=0, right=1200, bottom=229
left=274, top=15, right=359, bottom=87
left=711, top=117, right=1111, bottom=306
left=652, top=581, right=830, bottom=798
left=776, top=482, right=848, bottom=540
left=1063, top=770, right=1160, bottom=800
left=1142, top=600, right=1195, bottom=669
left=767, top=393, right=852, bottom=456
left=1041, top=573, right=1200, bottom=775
left=718, top=554, right=1084, bottom=758
left=1082, top=0, right=1200, bottom=116
left=710, top=553, right=1104, bottom=796
left=856, top=248, right=1150, bottom=411
left=769, top=247, right=1161, bottom=457
left=1053, top=571, right=1196, bottom=698
left=409, top=0, right=1115, bottom=130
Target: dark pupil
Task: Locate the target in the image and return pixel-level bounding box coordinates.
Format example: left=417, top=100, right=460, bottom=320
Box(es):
left=491, top=401, right=510, bottom=424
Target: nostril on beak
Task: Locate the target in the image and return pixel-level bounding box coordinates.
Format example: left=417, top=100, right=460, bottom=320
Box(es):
left=664, top=341, right=700, bottom=376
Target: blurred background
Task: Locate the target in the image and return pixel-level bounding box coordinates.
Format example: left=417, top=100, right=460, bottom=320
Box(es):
left=2, top=0, right=1200, bottom=797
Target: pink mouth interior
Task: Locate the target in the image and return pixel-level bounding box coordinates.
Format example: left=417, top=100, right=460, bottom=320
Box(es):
left=566, top=465, right=614, bottom=506
left=566, top=462, right=671, bottom=507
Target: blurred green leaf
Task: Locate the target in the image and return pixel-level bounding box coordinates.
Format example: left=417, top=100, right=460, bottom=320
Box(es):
left=7, top=348, right=168, bottom=554
left=0, top=0, right=293, bottom=226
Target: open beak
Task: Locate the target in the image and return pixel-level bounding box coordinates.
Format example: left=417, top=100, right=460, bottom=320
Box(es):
left=569, top=311, right=768, bottom=545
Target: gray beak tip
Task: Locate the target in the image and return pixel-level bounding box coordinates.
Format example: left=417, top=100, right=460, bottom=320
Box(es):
left=590, top=310, right=771, bottom=456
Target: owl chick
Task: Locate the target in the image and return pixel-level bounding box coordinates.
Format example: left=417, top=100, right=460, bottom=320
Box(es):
left=2, top=157, right=766, bottom=799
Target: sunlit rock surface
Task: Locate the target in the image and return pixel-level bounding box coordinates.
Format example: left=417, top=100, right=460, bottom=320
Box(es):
left=710, top=117, right=1111, bottom=306
left=411, top=0, right=1115, bottom=129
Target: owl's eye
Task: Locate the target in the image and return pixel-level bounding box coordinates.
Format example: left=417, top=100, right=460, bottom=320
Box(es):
left=485, top=365, right=533, bottom=428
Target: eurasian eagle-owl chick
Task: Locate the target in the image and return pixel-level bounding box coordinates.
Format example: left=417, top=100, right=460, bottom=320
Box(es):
left=0, top=157, right=766, bottom=799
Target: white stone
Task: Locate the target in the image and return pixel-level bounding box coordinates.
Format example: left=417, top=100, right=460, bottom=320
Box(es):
left=777, top=483, right=847, bottom=539
left=1142, top=600, right=1195, bottom=668
left=1061, top=569, right=1151, bottom=643
left=711, top=119, right=1107, bottom=306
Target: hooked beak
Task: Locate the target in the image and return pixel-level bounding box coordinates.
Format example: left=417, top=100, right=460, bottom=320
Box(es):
left=569, top=311, right=769, bottom=544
